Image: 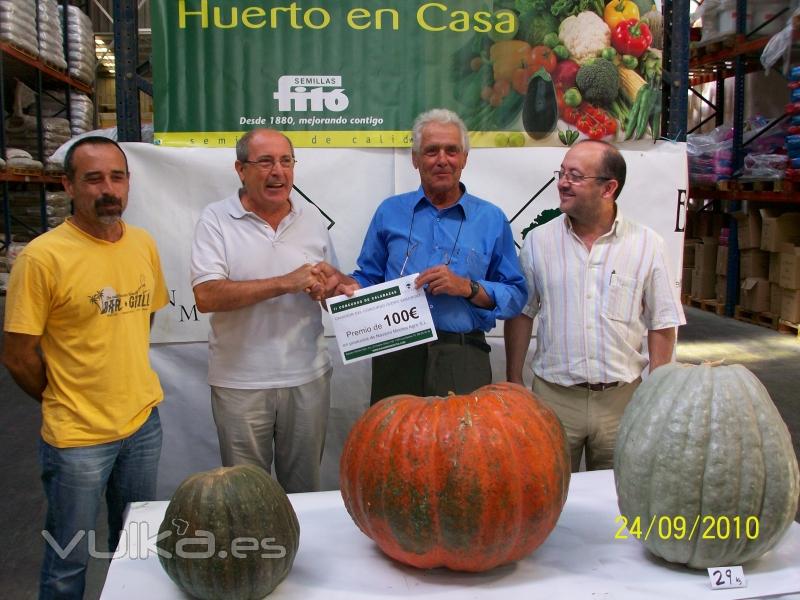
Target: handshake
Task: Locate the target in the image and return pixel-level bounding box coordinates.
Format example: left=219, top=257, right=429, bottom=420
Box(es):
left=291, top=261, right=359, bottom=302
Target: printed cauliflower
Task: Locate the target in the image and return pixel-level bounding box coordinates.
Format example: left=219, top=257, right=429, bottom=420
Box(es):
left=558, top=11, right=611, bottom=64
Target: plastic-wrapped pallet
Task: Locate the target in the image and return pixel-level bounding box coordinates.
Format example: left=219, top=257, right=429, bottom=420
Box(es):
left=5, top=114, right=71, bottom=160
left=41, top=90, right=94, bottom=135
left=0, top=0, right=39, bottom=58
left=59, top=4, right=95, bottom=85
left=38, top=0, right=67, bottom=71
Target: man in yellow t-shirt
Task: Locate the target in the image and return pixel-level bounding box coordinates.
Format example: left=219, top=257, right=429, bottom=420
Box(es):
left=2, top=137, right=168, bottom=600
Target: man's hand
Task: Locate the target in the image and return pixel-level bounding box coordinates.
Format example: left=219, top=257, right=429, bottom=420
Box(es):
left=416, top=265, right=494, bottom=308
left=285, top=264, right=323, bottom=295
left=311, top=262, right=360, bottom=298
left=2, top=332, right=46, bottom=402
left=415, top=265, right=470, bottom=297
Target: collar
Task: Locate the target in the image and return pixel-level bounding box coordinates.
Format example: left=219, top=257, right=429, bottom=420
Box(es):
left=65, top=217, right=126, bottom=243
left=564, top=205, right=624, bottom=238
left=412, top=183, right=469, bottom=218
left=226, top=192, right=299, bottom=220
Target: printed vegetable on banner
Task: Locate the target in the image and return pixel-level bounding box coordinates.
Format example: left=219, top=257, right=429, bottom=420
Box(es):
left=152, top=0, right=663, bottom=148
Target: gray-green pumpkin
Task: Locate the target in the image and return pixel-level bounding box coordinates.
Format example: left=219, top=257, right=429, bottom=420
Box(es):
left=157, top=464, right=300, bottom=599
left=614, top=362, right=799, bottom=569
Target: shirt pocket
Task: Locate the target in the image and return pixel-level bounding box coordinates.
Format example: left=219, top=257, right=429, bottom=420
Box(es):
left=458, top=247, right=490, bottom=279
left=603, top=273, right=643, bottom=322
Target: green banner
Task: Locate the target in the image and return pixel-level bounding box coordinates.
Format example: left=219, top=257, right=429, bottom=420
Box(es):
left=152, top=1, right=664, bottom=148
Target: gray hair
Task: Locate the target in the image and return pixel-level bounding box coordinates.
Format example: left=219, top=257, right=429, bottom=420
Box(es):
left=235, top=129, right=294, bottom=162
left=411, top=108, right=469, bottom=154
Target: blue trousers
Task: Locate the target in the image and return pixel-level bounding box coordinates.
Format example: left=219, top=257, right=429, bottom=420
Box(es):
left=38, top=407, right=162, bottom=600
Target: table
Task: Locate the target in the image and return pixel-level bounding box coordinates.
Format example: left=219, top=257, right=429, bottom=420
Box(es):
left=100, top=469, right=800, bottom=599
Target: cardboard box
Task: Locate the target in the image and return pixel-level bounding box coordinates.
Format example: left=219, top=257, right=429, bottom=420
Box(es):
left=780, top=288, right=800, bottom=323
left=739, top=248, right=769, bottom=280
left=715, top=275, right=727, bottom=304
left=740, top=278, right=770, bottom=313
left=760, top=212, right=800, bottom=252
left=770, top=283, right=782, bottom=315
left=682, top=267, right=693, bottom=294
left=769, top=252, right=781, bottom=283
left=696, top=211, right=725, bottom=239
left=715, top=245, right=728, bottom=276
left=694, top=237, right=718, bottom=274
left=692, top=269, right=716, bottom=299
left=736, top=210, right=762, bottom=250
left=778, top=244, right=800, bottom=290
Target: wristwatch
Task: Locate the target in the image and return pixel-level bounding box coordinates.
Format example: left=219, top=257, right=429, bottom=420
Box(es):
left=467, top=279, right=480, bottom=300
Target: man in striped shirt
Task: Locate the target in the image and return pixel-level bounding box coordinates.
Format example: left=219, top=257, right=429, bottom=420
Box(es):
left=505, top=140, right=685, bottom=472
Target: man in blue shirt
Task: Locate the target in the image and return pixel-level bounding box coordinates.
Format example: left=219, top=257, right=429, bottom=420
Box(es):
left=323, top=108, right=527, bottom=403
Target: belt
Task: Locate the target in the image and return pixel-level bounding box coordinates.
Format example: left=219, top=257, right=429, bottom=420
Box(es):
left=434, top=330, right=491, bottom=353
left=574, top=381, right=621, bottom=392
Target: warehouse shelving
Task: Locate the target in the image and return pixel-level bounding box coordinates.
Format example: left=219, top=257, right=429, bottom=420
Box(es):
left=687, top=0, right=800, bottom=317
left=1, top=2, right=94, bottom=250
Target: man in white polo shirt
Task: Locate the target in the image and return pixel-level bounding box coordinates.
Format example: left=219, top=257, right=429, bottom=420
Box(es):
left=190, top=128, right=337, bottom=492
left=505, top=140, right=684, bottom=472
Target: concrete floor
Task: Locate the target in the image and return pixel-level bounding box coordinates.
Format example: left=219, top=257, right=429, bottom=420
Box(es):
left=0, top=300, right=798, bottom=599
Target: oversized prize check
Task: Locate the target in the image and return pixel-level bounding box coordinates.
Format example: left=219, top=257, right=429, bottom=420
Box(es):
left=326, top=273, right=437, bottom=365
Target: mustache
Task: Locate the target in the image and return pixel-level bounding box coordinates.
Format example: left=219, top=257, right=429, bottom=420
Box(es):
left=94, top=194, right=123, bottom=208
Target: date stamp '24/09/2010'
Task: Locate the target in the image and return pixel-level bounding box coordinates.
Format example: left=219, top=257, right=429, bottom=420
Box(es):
left=615, top=514, right=760, bottom=542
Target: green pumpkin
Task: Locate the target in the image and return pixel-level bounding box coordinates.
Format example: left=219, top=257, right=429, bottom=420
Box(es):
left=157, top=465, right=300, bottom=599
left=614, top=362, right=799, bottom=569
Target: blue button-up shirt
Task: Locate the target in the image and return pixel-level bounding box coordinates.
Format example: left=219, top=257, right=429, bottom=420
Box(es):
left=352, top=185, right=527, bottom=333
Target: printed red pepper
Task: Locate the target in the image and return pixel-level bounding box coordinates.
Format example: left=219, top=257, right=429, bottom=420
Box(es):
left=611, top=19, right=652, bottom=58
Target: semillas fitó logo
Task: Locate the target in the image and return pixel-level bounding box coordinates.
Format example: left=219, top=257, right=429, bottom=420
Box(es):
left=273, top=75, right=349, bottom=112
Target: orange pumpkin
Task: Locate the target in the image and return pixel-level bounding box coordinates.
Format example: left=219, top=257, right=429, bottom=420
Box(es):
left=339, top=383, right=571, bottom=572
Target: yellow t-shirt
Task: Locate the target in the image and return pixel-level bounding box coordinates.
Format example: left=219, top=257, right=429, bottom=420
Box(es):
left=4, top=219, right=169, bottom=447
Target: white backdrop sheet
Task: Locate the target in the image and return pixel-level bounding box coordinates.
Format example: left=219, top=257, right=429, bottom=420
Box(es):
left=120, top=143, right=688, bottom=496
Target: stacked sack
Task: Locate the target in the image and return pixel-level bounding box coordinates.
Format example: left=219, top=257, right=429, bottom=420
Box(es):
left=59, top=4, right=95, bottom=85
left=0, top=190, right=69, bottom=240
left=787, top=66, right=800, bottom=182
left=37, top=0, right=67, bottom=71
left=5, top=114, right=71, bottom=160
left=5, top=81, right=71, bottom=161
left=41, top=90, right=94, bottom=135
left=0, top=0, right=38, bottom=57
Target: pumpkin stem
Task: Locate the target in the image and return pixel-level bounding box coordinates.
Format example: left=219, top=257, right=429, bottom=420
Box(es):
left=701, top=359, right=726, bottom=367
left=447, top=391, right=456, bottom=396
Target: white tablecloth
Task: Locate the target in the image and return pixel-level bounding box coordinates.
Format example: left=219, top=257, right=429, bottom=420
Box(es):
left=100, top=470, right=800, bottom=600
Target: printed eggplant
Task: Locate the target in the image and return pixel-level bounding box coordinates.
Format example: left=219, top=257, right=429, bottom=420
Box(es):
left=523, top=68, right=558, bottom=140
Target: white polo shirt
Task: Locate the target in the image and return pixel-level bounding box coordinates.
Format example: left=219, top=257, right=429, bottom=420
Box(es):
left=190, top=194, right=338, bottom=388
left=520, top=210, right=685, bottom=386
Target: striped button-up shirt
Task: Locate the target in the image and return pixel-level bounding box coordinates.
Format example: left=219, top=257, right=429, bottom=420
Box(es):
left=520, top=211, right=685, bottom=385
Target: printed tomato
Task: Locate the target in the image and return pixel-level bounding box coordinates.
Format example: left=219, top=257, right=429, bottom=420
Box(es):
left=573, top=103, right=617, bottom=139
left=526, top=45, right=557, bottom=74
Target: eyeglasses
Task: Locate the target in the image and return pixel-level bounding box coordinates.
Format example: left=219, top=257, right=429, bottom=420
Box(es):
left=554, top=170, right=610, bottom=184
left=242, top=157, right=297, bottom=171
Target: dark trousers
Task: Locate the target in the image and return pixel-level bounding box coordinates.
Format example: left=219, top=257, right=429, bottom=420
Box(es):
left=370, top=331, right=492, bottom=404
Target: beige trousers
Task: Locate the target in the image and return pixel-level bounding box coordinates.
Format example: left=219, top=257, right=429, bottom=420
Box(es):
left=210, top=369, right=331, bottom=493
left=532, top=375, right=641, bottom=472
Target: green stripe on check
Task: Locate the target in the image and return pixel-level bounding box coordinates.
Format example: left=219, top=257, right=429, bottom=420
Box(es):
left=344, top=330, right=433, bottom=360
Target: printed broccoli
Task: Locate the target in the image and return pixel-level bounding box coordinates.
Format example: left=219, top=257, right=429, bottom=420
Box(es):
left=575, top=58, right=619, bottom=106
